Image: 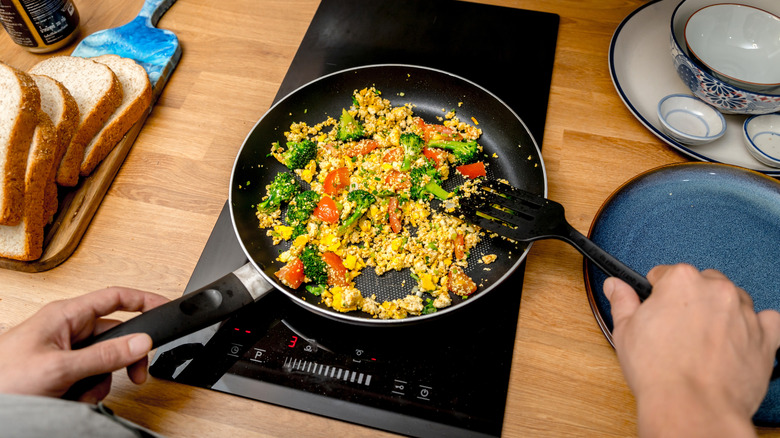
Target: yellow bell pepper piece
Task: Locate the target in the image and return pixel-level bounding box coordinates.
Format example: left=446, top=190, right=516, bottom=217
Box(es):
left=343, top=254, right=357, bottom=270
left=274, top=225, right=293, bottom=240
left=421, top=274, right=437, bottom=291
left=293, top=234, right=309, bottom=248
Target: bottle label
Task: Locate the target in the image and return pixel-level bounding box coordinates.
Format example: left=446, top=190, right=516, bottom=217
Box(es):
left=0, top=0, right=78, bottom=48
left=0, top=0, right=36, bottom=47
left=19, top=0, right=78, bottom=44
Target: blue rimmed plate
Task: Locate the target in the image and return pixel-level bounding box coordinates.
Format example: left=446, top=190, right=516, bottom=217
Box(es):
left=584, top=162, right=780, bottom=425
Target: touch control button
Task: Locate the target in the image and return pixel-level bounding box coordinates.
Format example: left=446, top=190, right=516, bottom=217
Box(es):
left=249, top=348, right=267, bottom=363
left=391, top=379, right=407, bottom=396
left=417, top=385, right=432, bottom=401
left=227, top=343, right=242, bottom=357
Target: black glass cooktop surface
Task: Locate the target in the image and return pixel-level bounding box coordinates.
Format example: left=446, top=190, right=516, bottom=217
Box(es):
left=150, top=1, right=558, bottom=437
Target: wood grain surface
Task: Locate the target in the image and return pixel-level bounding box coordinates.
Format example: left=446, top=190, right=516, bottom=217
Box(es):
left=0, top=0, right=776, bottom=436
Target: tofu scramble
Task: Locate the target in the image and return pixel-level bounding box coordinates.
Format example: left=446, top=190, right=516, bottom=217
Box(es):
left=256, top=87, right=491, bottom=319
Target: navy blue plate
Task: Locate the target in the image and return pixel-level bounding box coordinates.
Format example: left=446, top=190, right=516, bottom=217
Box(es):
left=584, top=162, right=780, bottom=425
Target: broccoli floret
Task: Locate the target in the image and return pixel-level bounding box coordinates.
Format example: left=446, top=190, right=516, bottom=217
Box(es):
left=337, top=108, right=364, bottom=142
left=285, top=190, right=320, bottom=238
left=280, top=140, right=317, bottom=170
left=257, top=172, right=301, bottom=213
left=410, top=162, right=451, bottom=201
left=300, top=245, right=328, bottom=286
left=337, top=189, right=376, bottom=234
left=427, top=139, right=479, bottom=164
left=400, top=133, right=424, bottom=171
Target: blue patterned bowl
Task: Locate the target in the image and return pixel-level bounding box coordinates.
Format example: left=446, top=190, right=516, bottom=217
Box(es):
left=670, top=0, right=780, bottom=115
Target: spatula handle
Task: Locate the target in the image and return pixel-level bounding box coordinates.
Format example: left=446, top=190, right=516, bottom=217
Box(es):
left=563, top=224, right=652, bottom=300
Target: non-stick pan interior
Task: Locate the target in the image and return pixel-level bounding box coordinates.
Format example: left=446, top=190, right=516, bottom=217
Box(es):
left=231, top=65, right=546, bottom=324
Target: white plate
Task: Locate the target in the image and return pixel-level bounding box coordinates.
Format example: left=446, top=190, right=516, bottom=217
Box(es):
left=609, top=0, right=780, bottom=176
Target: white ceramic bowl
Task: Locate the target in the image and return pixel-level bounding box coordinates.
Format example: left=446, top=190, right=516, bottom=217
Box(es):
left=685, top=4, right=780, bottom=94
left=657, top=94, right=726, bottom=145
left=743, top=114, right=780, bottom=167
left=670, top=0, right=780, bottom=115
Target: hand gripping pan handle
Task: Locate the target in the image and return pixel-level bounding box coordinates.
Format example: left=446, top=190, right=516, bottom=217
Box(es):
left=63, top=264, right=272, bottom=400
left=74, top=263, right=273, bottom=350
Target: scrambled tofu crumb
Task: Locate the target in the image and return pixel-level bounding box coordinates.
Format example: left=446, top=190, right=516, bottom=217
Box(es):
left=481, top=254, right=497, bottom=264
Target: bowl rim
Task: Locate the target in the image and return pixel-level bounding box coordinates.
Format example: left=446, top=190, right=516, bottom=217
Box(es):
left=657, top=93, right=727, bottom=141
left=744, top=114, right=780, bottom=165
left=671, top=0, right=780, bottom=98
left=684, top=3, right=780, bottom=88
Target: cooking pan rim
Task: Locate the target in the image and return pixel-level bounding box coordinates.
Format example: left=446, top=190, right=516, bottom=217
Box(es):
left=228, top=63, right=548, bottom=325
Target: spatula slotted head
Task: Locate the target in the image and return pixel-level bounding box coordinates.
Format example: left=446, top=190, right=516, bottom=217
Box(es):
left=457, top=181, right=564, bottom=242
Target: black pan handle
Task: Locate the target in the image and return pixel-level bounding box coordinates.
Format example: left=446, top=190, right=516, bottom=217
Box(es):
left=64, top=263, right=273, bottom=400
left=73, top=263, right=274, bottom=349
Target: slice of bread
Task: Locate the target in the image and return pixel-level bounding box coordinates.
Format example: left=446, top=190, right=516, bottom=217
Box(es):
left=0, top=62, right=39, bottom=226
left=80, top=55, right=152, bottom=176
left=29, top=56, right=122, bottom=187
left=0, top=112, right=57, bottom=261
left=30, top=74, right=79, bottom=224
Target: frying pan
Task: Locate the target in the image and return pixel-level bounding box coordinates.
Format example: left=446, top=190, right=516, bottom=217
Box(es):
left=79, top=64, right=547, bottom=348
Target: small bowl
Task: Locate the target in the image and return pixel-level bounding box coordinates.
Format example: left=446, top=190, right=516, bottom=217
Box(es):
left=657, top=94, right=726, bottom=145
left=670, top=0, right=780, bottom=115
left=743, top=114, right=780, bottom=167
left=685, top=4, right=780, bottom=94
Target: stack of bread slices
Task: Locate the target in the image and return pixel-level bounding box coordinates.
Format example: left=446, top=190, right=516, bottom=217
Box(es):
left=0, top=55, right=152, bottom=261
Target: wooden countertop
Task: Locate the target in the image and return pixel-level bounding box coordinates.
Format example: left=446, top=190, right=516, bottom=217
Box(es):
left=1, top=0, right=776, bottom=436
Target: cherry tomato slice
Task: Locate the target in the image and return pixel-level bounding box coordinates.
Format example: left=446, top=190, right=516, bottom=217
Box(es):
left=313, top=196, right=339, bottom=224
left=422, top=147, right=448, bottom=167
left=448, top=265, right=477, bottom=297
left=416, top=117, right=462, bottom=142
left=324, top=167, right=350, bottom=195
left=456, top=162, right=486, bottom=179
left=384, top=169, right=411, bottom=191
left=388, top=197, right=402, bottom=233
left=454, top=233, right=466, bottom=260
left=322, top=252, right=349, bottom=286
left=382, top=147, right=404, bottom=163
left=275, top=258, right=304, bottom=289
left=345, top=139, right=379, bottom=157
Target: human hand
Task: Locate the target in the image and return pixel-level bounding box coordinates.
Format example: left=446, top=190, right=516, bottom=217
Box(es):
left=605, top=264, right=780, bottom=437
left=0, top=287, right=168, bottom=404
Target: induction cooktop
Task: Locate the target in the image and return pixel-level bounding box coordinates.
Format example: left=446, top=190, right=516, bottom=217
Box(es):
left=150, top=1, right=558, bottom=437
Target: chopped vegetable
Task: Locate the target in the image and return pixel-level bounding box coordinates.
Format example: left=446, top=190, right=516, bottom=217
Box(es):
left=456, top=161, right=486, bottom=179
left=313, top=196, right=339, bottom=223
left=257, top=172, right=300, bottom=213
left=322, top=251, right=349, bottom=286
left=337, top=108, right=364, bottom=141
left=338, top=190, right=376, bottom=235
left=300, top=245, right=328, bottom=286
left=448, top=266, right=477, bottom=296
left=323, top=167, right=350, bottom=195
left=278, top=140, right=317, bottom=170
left=275, top=258, right=305, bottom=289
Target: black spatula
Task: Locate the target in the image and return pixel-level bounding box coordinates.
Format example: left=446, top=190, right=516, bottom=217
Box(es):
left=453, top=180, right=652, bottom=300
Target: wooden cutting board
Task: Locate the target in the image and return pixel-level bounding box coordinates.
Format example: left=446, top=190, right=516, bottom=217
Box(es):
left=0, top=0, right=181, bottom=272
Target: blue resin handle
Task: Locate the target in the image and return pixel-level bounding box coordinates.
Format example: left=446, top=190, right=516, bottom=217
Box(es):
left=71, top=0, right=181, bottom=95
left=140, top=0, right=179, bottom=27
